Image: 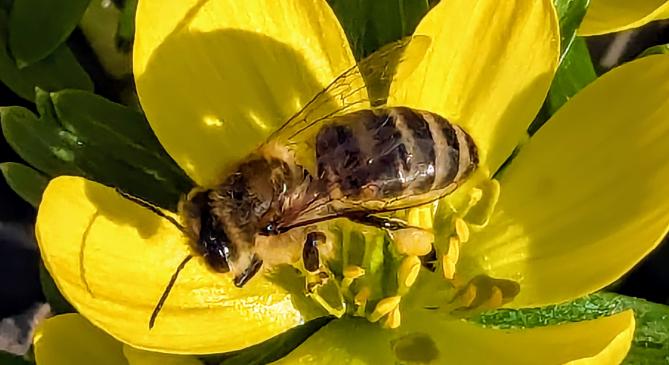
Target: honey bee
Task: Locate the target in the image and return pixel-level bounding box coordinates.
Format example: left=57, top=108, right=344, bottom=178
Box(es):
left=127, top=37, right=478, bottom=328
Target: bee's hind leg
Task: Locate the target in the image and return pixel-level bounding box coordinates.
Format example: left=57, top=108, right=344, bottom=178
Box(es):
left=303, top=231, right=326, bottom=272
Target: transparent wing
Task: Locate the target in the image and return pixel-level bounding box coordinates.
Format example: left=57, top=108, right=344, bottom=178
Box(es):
left=264, top=35, right=431, bottom=150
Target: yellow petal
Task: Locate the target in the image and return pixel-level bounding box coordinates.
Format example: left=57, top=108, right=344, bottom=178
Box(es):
left=580, top=0, right=669, bottom=36
left=33, top=314, right=127, bottom=365
left=36, top=176, right=323, bottom=354
left=123, top=346, right=202, bottom=365
left=273, top=308, right=635, bottom=364
left=389, top=0, right=559, bottom=174
left=459, top=55, right=669, bottom=307
left=134, top=0, right=361, bottom=186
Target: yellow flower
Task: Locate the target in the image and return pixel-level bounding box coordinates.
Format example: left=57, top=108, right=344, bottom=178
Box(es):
left=35, top=0, right=669, bottom=363
left=580, top=0, right=669, bottom=35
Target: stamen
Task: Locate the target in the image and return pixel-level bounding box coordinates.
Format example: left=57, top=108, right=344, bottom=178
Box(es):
left=344, top=265, right=366, bottom=279
left=454, top=217, right=469, bottom=243
left=447, top=236, right=460, bottom=263
left=369, top=296, right=401, bottom=323
left=383, top=305, right=402, bottom=329
left=398, top=256, right=421, bottom=289
left=393, top=229, right=434, bottom=256
left=441, top=254, right=456, bottom=280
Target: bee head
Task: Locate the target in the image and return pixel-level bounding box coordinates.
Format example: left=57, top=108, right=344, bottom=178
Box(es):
left=181, top=190, right=262, bottom=287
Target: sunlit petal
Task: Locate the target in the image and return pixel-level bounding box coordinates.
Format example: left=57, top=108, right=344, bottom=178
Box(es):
left=37, top=176, right=323, bottom=354
left=389, top=0, right=559, bottom=174
left=134, top=0, right=362, bottom=185
left=459, top=55, right=669, bottom=307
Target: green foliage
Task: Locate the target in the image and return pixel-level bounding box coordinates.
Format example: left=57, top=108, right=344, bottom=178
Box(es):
left=8, top=0, right=91, bottom=66
left=329, top=0, right=430, bottom=59
left=475, top=293, right=669, bottom=363
left=553, top=0, right=590, bottom=56
left=529, top=37, right=597, bottom=134
left=0, top=162, right=48, bottom=207
left=0, top=352, right=33, bottom=365
left=116, top=0, right=137, bottom=52
left=0, top=10, right=92, bottom=101
left=1, top=89, right=192, bottom=210
left=639, top=44, right=669, bottom=57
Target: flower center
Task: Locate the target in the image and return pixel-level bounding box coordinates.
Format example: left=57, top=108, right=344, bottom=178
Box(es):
left=300, top=173, right=517, bottom=327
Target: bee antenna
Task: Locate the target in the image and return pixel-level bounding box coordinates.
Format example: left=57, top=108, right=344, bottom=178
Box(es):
left=115, top=188, right=186, bottom=233
left=149, top=254, right=193, bottom=329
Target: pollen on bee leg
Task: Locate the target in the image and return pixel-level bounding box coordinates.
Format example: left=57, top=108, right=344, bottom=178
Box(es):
left=369, top=296, right=401, bottom=323
left=398, top=255, right=421, bottom=289
left=382, top=305, right=402, bottom=329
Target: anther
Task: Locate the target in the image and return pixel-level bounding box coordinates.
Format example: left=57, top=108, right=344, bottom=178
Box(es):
left=441, top=253, right=456, bottom=280
left=447, top=236, right=460, bottom=263
left=454, top=217, right=469, bottom=243
left=398, top=256, right=421, bottom=288
left=354, top=286, right=371, bottom=306
left=383, top=305, right=402, bottom=329
left=369, top=296, right=401, bottom=323
left=393, top=229, right=434, bottom=256
left=344, top=265, right=366, bottom=279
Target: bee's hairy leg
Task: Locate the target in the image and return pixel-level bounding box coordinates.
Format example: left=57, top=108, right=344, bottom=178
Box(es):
left=347, top=213, right=410, bottom=231
left=303, top=231, right=326, bottom=272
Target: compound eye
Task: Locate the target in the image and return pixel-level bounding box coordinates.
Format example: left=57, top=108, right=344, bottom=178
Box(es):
left=204, top=247, right=230, bottom=273
left=260, top=223, right=278, bottom=236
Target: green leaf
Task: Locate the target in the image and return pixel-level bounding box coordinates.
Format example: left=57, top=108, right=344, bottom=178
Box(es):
left=1, top=88, right=192, bottom=210
left=201, top=317, right=332, bottom=365
left=329, top=0, right=430, bottom=59
left=116, top=0, right=137, bottom=52
left=638, top=44, right=669, bottom=58
left=0, top=162, right=48, bottom=207
left=0, top=352, right=33, bottom=365
left=8, top=0, right=91, bottom=66
left=528, top=36, right=596, bottom=135
left=0, top=10, right=93, bottom=101
left=474, top=293, right=669, bottom=363
left=553, top=0, right=590, bottom=57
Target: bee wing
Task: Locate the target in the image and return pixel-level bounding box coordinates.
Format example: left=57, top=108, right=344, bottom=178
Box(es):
left=263, top=35, right=431, bottom=164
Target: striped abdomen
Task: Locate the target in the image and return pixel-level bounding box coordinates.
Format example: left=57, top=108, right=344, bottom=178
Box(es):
left=315, top=107, right=478, bottom=203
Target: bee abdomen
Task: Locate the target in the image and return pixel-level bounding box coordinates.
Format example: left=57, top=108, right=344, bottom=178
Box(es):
left=315, top=107, right=477, bottom=200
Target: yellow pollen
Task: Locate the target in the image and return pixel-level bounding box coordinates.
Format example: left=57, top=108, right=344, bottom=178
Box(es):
left=454, top=217, right=469, bottom=243
left=393, top=229, right=434, bottom=256
left=383, top=305, right=402, bottom=329
left=343, top=265, right=366, bottom=279
left=369, top=296, right=401, bottom=323
left=398, top=256, right=422, bottom=288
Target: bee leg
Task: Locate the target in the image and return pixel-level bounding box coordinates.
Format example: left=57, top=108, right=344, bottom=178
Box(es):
left=303, top=232, right=326, bottom=272
left=347, top=213, right=409, bottom=231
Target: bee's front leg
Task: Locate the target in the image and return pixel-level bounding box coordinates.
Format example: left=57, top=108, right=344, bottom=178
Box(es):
left=302, top=231, right=326, bottom=272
